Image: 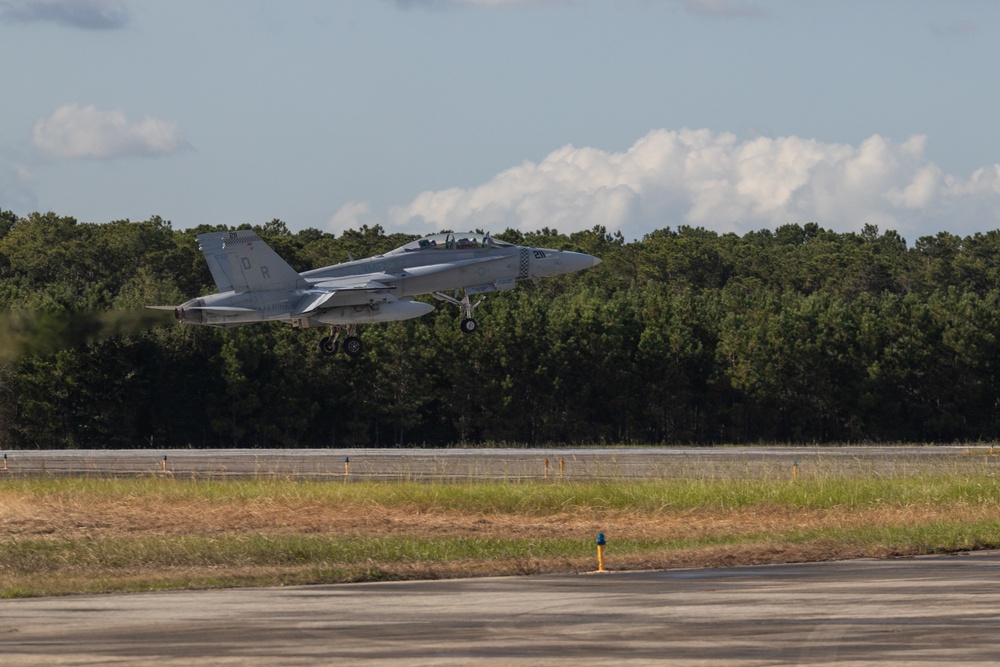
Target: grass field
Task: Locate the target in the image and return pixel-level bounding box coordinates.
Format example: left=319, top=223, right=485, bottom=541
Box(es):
left=3, top=471, right=1000, bottom=597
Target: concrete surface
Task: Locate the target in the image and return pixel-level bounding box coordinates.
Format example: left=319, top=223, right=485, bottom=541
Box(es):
left=3, top=551, right=1000, bottom=665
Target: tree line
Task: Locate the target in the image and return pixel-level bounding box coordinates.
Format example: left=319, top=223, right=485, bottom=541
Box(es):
left=2, top=210, right=1000, bottom=448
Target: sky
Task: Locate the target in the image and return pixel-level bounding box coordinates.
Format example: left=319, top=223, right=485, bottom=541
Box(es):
left=2, top=0, right=1000, bottom=243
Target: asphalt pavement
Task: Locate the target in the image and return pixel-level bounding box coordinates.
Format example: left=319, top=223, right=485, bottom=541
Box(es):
left=3, top=552, right=1000, bottom=666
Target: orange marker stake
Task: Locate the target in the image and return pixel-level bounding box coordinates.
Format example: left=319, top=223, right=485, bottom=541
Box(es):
left=345, top=456, right=350, bottom=476
left=544, top=458, right=549, bottom=478
left=162, top=455, right=168, bottom=473
left=559, top=458, right=564, bottom=477
left=596, top=533, right=607, bottom=573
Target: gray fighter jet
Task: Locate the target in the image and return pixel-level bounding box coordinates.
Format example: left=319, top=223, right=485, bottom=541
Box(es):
left=151, top=230, right=601, bottom=356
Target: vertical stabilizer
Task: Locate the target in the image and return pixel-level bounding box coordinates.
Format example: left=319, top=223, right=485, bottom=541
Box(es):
left=196, top=232, right=235, bottom=292
left=223, top=230, right=307, bottom=293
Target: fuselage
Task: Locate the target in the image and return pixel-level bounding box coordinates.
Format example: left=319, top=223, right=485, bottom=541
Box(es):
left=304, top=235, right=597, bottom=297
left=172, top=232, right=600, bottom=329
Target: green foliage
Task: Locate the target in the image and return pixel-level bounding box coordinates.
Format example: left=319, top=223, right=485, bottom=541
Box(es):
left=5, top=215, right=1000, bottom=446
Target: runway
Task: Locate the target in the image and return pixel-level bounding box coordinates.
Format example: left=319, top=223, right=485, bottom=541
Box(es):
left=3, top=551, right=999, bottom=665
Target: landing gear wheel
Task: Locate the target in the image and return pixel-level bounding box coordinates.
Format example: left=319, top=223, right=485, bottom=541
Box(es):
left=319, top=336, right=338, bottom=355
left=460, top=318, right=477, bottom=334
left=343, top=336, right=363, bottom=357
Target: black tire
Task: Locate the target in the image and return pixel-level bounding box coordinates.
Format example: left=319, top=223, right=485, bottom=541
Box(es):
left=319, top=336, right=338, bottom=355
left=343, top=336, right=363, bottom=357
left=460, top=318, right=477, bottom=334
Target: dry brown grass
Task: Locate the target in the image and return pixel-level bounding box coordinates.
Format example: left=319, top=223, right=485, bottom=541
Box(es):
left=3, top=478, right=999, bottom=596
left=2, top=491, right=992, bottom=543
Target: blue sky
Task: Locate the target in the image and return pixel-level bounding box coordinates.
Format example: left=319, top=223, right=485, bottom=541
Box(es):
left=2, top=0, right=1000, bottom=242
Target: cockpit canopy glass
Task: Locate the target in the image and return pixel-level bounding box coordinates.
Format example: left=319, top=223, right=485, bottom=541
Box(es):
left=388, top=232, right=511, bottom=254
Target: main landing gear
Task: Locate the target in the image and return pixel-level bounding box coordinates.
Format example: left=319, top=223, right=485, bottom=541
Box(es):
left=319, top=326, right=363, bottom=357
left=433, top=290, right=483, bottom=334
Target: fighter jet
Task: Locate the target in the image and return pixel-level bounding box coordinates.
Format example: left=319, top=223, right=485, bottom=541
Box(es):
left=150, top=230, right=601, bottom=356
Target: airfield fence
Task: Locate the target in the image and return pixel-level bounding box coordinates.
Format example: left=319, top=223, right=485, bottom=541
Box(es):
left=1, top=447, right=997, bottom=481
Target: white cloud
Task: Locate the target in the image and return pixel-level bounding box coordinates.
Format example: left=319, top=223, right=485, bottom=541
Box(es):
left=33, top=104, right=188, bottom=160
left=328, top=201, right=382, bottom=233
left=944, top=165, right=1000, bottom=199
left=0, top=0, right=129, bottom=30
left=361, top=128, right=1000, bottom=241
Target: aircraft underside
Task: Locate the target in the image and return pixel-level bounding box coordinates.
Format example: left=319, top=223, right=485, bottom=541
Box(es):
left=300, top=290, right=483, bottom=357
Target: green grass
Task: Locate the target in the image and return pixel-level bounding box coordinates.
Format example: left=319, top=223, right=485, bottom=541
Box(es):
left=7, top=473, right=1000, bottom=511
left=4, top=520, right=1000, bottom=594
left=0, top=535, right=588, bottom=570
left=6, top=522, right=999, bottom=572
left=4, top=473, right=1000, bottom=597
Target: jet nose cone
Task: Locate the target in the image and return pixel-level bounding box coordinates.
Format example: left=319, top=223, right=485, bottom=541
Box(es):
left=564, top=251, right=601, bottom=272
left=532, top=247, right=602, bottom=277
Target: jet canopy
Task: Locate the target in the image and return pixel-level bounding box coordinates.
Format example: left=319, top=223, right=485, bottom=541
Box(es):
left=388, top=232, right=512, bottom=255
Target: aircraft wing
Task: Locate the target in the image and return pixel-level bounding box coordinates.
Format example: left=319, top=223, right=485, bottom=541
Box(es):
left=296, top=276, right=396, bottom=314
left=145, top=305, right=257, bottom=314
left=296, top=255, right=513, bottom=314
left=182, top=306, right=258, bottom=313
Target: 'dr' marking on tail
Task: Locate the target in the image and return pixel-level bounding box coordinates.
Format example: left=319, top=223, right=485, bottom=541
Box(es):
left=198, top=230, right=307, bottom=294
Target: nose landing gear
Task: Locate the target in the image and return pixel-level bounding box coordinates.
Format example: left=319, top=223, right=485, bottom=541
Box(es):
left=433, top=290, right=483, bottom=334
